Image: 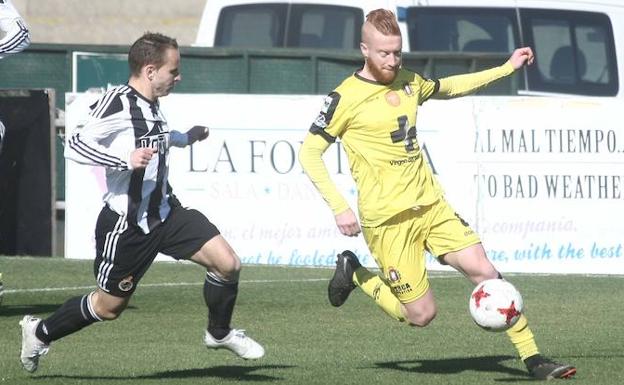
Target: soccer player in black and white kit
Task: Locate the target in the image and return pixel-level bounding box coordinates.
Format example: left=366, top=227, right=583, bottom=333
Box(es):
left=0, top=0, right=30, bottom=152
left=19, top=32, right=264, bottom=373
left=0, top=0, right=29, bottom=58
left=0, top=0, right=30, bottom=307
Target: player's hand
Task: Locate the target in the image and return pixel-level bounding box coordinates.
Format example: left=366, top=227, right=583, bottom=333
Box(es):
left=335, top=208, right=361, bottom=237
left=187, top=125, right=209, bottom=144
left=508, top=47, right=535, bottom=69
left=130, top=147, right=157, bottom=169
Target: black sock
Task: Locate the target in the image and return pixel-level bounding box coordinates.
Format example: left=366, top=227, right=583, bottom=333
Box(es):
left=35, top=293, right=101, bottom=344
left=204, top=272, right=238, bottom=340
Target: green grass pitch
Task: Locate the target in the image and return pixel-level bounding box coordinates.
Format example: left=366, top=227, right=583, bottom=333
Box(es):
left=0, top=256, right=622, bottom=384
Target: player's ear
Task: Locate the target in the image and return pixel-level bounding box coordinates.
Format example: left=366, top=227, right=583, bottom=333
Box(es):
left=145, top=64, right=157, bottom=81
left=360, top=42, right=369, bottom=59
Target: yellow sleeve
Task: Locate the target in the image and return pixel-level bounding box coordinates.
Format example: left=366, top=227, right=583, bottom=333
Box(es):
left=417, top=76, right=440, bottom=104
left=299, top=132, right=351, bottom=216
left=436, top=61, right=515, bottom=98
left=310, top=91, right=348, bottom=139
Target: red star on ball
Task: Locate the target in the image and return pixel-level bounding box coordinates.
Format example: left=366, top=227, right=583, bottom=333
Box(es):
left=497, top=301, right=521, bottom=325
left=471, top=285, right=490, bottom=308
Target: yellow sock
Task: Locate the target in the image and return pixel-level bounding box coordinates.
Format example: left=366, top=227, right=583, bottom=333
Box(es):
left=353, top=267, right=404, bottom=321
left=506, top=314, right=540, bottom=360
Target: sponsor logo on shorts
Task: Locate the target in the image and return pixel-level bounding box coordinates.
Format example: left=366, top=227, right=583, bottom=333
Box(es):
left=118, top=276, right=134, bottom=292
left=388, top=267, right=401, bottom=282
left=392, top=283, right=413, bottom=295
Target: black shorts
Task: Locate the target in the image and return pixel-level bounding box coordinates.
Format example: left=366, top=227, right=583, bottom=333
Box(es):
left=93, top=205, right=220, bottom=297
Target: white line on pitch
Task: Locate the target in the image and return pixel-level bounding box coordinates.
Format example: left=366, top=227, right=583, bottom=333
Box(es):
left=4, top=278, right=329, bottom=294
left=3, top=274, right=463, bottom=294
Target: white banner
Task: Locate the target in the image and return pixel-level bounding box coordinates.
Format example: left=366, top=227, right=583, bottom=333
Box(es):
left=65, top=93, right=624, bottom=274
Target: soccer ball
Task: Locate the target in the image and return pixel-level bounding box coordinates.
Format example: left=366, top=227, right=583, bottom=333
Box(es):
left=469, top=278, right=523, bottom=332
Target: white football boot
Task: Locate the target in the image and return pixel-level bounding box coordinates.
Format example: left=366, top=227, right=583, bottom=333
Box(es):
left=19, top=315, right=50, bottom=372
left=204, top=329, right=264, bottom=359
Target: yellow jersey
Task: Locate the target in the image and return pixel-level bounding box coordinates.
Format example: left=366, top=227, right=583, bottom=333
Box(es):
left=300, top=63, right=514, bottom=227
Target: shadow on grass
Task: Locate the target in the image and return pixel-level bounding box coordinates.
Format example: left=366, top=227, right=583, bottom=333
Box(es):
left=0, top=304, right=137, bottom=317
left=35, top=365, right=294, bottom=382
left=0, top=304, right=66, bottom=317
left=373, top=355, right=531, bottom=381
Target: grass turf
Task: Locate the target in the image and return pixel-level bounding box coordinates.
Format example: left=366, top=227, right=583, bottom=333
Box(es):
left=0, top=256, right=622, bottom=384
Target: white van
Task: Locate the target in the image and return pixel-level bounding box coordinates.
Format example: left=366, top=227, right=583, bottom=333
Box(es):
left=195, top=0, right=622, bottom=97
left=398, top=0, right=623, bottom=97
left=195, top=0, right=396, bottom=50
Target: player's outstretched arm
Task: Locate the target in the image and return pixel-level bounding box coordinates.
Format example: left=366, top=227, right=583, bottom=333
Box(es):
left=435, top=46, right=534, bottom=99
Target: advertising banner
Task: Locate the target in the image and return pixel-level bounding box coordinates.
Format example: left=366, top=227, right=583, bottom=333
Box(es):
left=65, top=93, right=623, bottom=274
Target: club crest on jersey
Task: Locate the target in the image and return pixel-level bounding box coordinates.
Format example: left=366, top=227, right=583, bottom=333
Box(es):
left=388, top=268, right=401, bottom=282
left=402, top=82, right=414, bottom=96
left=118, top=276, right=134, bottom=292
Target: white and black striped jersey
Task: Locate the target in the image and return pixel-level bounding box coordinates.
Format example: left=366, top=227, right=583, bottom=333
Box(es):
left=65, top=85, right=191, bottom=234
left=0, top=0, right=30, bottom=56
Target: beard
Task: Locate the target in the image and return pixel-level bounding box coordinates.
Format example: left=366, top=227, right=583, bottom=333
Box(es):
left=368, top=63, right=399, bottom=85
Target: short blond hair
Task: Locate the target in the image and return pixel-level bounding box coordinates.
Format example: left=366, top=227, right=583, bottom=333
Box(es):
left=365, top=9, right=400, bottom=36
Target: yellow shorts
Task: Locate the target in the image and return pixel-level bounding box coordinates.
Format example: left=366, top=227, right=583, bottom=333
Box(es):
left=361, top=198, right=481, bottom=303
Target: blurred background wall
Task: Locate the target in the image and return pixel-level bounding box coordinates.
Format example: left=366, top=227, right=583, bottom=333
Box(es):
left=11, top=0, right=205, bottom=45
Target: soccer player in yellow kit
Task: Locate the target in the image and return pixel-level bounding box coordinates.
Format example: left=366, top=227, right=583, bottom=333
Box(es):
left=299, top=9, right=575, bottom=381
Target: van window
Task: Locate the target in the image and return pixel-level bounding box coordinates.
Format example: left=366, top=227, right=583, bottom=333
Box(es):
left=521, top=9, right=618, bottom=96
left=405, top=8, right=518, bottom=53
left=215, top=4, right=286, bottom=48
left=215, top=4, right=362, bottom=49
left=287, top=5, right=361, bottom=49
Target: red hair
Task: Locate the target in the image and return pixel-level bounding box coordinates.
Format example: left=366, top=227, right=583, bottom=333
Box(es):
left=366, top=9, right=400, bottom=36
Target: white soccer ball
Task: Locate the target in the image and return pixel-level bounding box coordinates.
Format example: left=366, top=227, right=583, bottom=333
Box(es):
left=469, top=278, right=523, bottom=332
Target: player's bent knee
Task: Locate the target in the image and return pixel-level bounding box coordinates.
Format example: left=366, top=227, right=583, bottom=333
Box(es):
left=96, top=309, right=122, bottom=321
left=194, top=236, right=241, bottom=279
left=215, top=252, right=241, bottom=279
left=403, top=302, right=437, bottom=327
left=226, top=253, right=242, bottom=273
left=92, top=304, right=125, bottom=320
left=91, top=291, right=129, bottom=320
left=406, top=310, right=436, bottom=327
left=402, top=290, right=437, bottom=327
